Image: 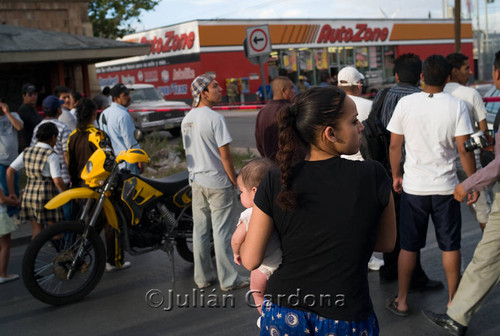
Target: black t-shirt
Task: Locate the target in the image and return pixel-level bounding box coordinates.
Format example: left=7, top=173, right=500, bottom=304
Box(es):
left=254, top=157, right=391, bottom=321
left=17, top=104, right=43, bottom=152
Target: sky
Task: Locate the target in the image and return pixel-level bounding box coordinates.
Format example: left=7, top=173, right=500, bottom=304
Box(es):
left=134, top=0, right=500, bottom=33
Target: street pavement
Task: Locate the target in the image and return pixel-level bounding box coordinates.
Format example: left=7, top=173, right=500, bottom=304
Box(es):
left=2, top=202, right=499, bottom=335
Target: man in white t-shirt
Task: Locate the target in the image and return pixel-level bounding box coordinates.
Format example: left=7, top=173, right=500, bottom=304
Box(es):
left=385, top=55, right=477, bottom=317
left=337, top=66, right=373, bottom=161
left=444, top=52, right=490, bottom=231
left=182, top=74, right=249, bottom=291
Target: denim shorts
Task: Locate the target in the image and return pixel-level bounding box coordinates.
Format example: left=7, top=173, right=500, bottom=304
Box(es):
left=260, top=299, right=379, bottom=336
left=400, top=191, right=461, bottom=251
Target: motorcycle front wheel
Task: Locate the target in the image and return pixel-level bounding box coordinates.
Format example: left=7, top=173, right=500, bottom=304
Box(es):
left=22, top=221, right=106, bottom=305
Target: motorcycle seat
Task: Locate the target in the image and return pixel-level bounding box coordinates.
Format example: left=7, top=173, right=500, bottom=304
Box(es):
left=138, top=170, right=189, bottom=196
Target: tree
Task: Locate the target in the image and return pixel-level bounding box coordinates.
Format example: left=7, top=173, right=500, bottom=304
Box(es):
left=88, top=0, right=160, bottom=39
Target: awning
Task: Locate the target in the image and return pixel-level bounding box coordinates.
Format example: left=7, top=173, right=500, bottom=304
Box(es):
left=0, top=24, right=150, bottom=64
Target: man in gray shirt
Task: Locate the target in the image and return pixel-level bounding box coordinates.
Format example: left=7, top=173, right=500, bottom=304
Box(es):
left=182, top=74, right=248, bottom=291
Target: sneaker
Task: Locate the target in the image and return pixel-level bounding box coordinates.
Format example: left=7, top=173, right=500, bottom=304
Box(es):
left=221, top=278, right=250, bottom=292
left=197, top=280, right=216, bottom=289
left=368, top=256, right=384, bottom=271
left=105, top=261, right=131, bottom=272
left=0, top=274, right=19, bottom=284
left=256, top=316, right=261, bottom=328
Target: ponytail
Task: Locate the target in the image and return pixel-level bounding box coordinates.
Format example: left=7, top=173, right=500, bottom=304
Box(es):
left=275, top=87, right=347, bottom=211
left=76, top=98, right=97, bottom=131
left=276, top=105, right=299, bottom=211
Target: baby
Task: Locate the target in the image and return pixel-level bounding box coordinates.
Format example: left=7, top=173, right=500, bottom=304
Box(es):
left=231, top=158, right=282, bottom=326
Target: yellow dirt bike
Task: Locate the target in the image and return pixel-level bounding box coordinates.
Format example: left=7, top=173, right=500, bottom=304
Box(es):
left=22, top=132, right=194, bottom=305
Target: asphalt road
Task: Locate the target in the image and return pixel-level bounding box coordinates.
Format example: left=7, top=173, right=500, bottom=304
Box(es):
left=2, top=111, right=500, bottom=335
left=222, top=110, right=258, bottom=150
left=2, top=203, right=499, bottom=335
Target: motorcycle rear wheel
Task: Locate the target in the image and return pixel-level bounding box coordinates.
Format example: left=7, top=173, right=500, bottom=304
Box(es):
left=176, top=236, right=194, bottom=263
left=176, top=234, right=215, bottom=263
left=22, top=221, right=106, bottom=305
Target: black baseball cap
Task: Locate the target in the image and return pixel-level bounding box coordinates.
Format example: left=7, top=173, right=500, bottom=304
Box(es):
left=21, top=83, right=37, bottom=95
left=110, top=83, right=130, bottom=98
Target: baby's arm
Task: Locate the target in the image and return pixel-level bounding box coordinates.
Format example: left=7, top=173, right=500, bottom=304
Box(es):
left=231, top=223, right=247, bottom=265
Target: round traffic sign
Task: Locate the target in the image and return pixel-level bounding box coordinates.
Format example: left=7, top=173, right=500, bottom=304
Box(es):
left=249, top=28, right=268, bottom=53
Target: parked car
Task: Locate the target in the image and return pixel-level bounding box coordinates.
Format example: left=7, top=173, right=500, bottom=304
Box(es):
left=470, top=83, right=494, bottom=97
left=483, top=85, right=500, bottom=129
left=127, top=84, right=190, bottom=136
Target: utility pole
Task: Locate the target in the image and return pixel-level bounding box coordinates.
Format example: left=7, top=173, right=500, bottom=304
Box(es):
left=485, top=0, right=490, bottom=53
left=455, top=0, right=461, bottom=52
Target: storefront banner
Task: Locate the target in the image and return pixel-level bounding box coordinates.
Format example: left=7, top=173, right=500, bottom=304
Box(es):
left=315, top=49, right=328, bottom=70
left=282, top=50, right=297, bottom=72
left=97, top=61, right=201, bottom=100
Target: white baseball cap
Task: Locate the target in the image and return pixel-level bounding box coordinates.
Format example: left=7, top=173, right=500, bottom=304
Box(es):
left=337, top=66, right=365, bottom=86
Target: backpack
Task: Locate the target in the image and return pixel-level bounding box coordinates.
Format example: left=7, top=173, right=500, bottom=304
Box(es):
left=359, top=88, right=391, bottom=173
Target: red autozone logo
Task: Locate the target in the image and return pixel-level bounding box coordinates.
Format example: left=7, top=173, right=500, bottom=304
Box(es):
left=141, top=31, right=196, bottom=55
left=317, top=24, right=389, bottom=43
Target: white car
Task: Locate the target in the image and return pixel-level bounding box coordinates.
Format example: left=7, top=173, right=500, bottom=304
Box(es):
left=483, top=85, right=500, bottom=129
left=127, top=84, right=190, bottom=136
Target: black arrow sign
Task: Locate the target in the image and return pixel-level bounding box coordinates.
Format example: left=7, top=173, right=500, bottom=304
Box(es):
left=253, top=36, right=264, bottom=44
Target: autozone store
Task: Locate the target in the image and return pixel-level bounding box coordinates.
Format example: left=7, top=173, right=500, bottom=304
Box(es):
left=95, top=19, right=473, bottom=103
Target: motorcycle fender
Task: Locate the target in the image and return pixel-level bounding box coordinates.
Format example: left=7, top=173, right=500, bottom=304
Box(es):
left=45, top=188, right=119, bottom=231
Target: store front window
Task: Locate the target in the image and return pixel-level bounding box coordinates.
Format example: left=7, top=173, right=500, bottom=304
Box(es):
left=276, top=45, right=395, bottom=89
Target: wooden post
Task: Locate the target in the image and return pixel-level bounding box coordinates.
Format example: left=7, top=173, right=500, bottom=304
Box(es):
left=81, top=62, right=90, bottom=98
left=57, top=61, right=65, bottom=86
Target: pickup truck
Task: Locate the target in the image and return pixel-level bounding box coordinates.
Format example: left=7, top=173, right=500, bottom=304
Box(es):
left=128, top=84, right=190, bottom=136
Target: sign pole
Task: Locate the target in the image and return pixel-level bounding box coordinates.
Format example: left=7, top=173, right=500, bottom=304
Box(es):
left=259, top=56, right=267, bottom=101
left=244, top=25, right=272, bottom=102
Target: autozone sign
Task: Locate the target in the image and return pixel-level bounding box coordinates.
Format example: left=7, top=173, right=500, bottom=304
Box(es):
left=317, top=24, right=389, bottom=43
left=122, top=21, right=200, bottom=57
left=140, top=31, right=196, bottom=55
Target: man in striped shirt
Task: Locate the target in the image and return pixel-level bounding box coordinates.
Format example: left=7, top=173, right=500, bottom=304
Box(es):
left=372, top=53, right=443, bottom=292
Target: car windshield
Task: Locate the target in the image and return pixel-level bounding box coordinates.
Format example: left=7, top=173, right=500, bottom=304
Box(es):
left=485, top=88, right=500, bottom=124
left=130, top=88, right=163, bottom=102
left=475, top=84, right=494, bottom=97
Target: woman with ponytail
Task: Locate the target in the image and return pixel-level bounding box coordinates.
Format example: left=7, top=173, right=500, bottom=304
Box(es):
left=240, top=86, right=396, bottom=335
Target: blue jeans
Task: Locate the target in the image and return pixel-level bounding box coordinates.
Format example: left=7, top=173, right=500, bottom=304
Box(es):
left=60, top=184, right=72, bottom=221
left=125, top=162, right=140, bottom=175
left=191, top=182, right=240, bottom=289
left=0, top=164, right=19, bottom=217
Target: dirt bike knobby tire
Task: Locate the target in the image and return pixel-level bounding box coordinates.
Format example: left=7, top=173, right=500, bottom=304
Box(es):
left=22, top=221, right=106, bottom=305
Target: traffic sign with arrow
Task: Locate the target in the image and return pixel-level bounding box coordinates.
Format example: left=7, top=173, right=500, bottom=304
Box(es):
left=245, top=25, right=272, bottom=58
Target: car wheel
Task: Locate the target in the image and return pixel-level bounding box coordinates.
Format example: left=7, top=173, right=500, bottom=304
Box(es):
left=169, top=127, right=181, bottom=137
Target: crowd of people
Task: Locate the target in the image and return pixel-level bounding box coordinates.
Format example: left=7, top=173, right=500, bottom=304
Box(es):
left=0, top=83, right=136, bottom=283
left=1, top=49, right=499, bottom=336
left=183, top=52, right=500, bottom=335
